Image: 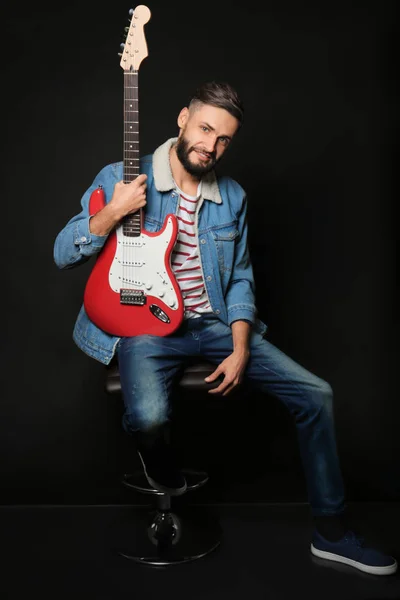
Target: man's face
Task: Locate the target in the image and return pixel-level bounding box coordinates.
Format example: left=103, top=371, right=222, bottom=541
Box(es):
left=175, top=103, right=239, bottom=177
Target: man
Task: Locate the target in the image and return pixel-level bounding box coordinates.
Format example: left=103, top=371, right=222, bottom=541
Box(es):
left=54, top=81, right=397, bottom=575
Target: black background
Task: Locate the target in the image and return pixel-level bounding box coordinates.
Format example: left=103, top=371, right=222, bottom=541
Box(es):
left=2, top=1, right=398, bottom=506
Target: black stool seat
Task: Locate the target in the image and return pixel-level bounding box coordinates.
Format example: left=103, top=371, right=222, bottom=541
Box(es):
left=106, top=359, right=222, bottom=394
left=106, top=357, right=222, bottom=566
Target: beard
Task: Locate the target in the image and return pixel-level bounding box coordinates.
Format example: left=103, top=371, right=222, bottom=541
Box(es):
left=175, top=134, right=219, bottom=178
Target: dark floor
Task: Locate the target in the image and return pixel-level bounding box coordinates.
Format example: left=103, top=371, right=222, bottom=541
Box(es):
left=1, top=501, right=399, bottom=600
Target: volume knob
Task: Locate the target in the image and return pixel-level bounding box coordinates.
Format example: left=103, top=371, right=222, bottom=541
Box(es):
left=166, top=296, right=176, bottom=308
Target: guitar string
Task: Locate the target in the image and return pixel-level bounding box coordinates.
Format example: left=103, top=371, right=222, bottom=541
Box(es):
left=133, top=69, right=139, bottom=294
left=124, top=69, right=139, bottom=292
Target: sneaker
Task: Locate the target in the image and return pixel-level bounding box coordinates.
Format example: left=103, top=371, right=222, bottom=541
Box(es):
left=311, top=529, right=398, bottom=575
left=136, top=434, right=187, bottom=496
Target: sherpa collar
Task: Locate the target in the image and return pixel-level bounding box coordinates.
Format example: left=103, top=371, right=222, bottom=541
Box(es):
left=152, top=137, right=222, bottom=204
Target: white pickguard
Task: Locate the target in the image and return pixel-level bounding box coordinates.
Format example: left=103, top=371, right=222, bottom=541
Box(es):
left=108, top=216, right=180, bottom=310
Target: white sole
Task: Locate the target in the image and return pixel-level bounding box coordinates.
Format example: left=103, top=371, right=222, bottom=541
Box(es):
left=138, top=452, right=188, bottom=496
left=311, top=543, right=398, bottom=575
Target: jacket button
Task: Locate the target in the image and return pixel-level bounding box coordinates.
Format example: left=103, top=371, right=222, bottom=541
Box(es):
left=200, top=238, right=206, bottom=244
left=215, top=309, right=220, bottom=314
left=80, top=236, right=87, bottom=242
left=206, top=275, right=212, bottom=281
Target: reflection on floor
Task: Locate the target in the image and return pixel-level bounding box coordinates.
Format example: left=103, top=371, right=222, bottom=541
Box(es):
left=0, top=501, right=399, bottom=599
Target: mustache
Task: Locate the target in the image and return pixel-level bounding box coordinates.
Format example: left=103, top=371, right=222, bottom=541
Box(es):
left=190, top=147, right=216, bottom=160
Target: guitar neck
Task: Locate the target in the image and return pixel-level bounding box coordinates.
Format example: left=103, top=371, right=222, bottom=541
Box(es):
left=123, top=70, right=141, bottom=236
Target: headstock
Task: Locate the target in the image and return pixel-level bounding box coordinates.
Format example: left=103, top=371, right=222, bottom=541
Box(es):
left=119, top=5, right=151, bottom=71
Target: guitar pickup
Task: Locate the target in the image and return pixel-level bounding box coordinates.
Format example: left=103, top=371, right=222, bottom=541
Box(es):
left=120, top=289, right=146, bottom=305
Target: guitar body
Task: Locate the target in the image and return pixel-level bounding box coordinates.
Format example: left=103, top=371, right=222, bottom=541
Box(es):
left=83, top=187, right=184, bottom=336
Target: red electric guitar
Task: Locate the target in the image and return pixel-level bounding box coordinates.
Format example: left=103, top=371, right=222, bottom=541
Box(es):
left=83, top=5, right=184, bottom=337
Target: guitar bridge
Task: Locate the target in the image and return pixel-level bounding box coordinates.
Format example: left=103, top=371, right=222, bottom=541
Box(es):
left=120, top=289, right=147, bottom=306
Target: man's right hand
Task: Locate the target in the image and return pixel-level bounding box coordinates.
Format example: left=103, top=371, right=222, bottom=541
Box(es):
left=89, top=174, right=148, bottom=237
left=109, top=173, right=148, bottom=218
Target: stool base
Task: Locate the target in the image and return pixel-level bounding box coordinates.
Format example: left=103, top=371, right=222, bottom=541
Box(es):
left=118, top=505, right=222, bottom=566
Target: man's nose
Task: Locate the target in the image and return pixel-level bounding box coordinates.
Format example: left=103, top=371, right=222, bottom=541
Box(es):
left=204, top=137, right=217, bottom=153
left=205, top=141, right=217, bottom=154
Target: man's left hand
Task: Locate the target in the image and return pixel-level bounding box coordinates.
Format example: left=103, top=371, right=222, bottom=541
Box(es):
left=205, top=349, right=250, bottom=396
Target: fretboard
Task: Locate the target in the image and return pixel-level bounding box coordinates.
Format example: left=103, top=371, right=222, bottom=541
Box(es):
left=123, top=70, right=141, bottom=237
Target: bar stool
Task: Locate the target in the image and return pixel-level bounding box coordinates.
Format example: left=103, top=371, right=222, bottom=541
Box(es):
left=105, top=358, right=223, bottom=566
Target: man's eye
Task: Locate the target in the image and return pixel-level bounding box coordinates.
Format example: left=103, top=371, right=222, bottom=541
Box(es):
left=201, top=126, right=209, bottom=132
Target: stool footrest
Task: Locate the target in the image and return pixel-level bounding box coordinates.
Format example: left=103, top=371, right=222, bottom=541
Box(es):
left=122, top=468, right=209, bottom=495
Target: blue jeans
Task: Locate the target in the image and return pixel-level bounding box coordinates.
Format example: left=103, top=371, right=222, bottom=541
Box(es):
left=117, top=313, right=346, bottom=517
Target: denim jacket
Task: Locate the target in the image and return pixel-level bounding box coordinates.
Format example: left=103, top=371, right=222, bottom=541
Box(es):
left=53, top=137, right=267, bottom=364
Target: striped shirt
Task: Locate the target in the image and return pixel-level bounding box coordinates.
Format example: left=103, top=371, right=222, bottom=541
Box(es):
left=171, top=181, right=213, bottom=319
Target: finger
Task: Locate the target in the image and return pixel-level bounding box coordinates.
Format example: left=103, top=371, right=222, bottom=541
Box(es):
left=205, top=368, right=222, bottom=383
left=136, top=173, right=147, bottom=183
left=208, top=378, right=233, bottom=395
left=222, top=382, right=237, bottom=397
left=128, top=174, right=146, bottom=187
left=128, top=199, right=146, bottom=213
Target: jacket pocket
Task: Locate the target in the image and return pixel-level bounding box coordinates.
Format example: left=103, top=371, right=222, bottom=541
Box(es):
left=211, top=226, right=239, bottom=272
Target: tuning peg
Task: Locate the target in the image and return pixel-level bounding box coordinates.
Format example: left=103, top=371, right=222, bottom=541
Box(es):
left=120, top=43, right=125, bottom=49
left=118, top=53, right=123, bottom=57
left=124, top=26, right=130, bottom=32
left=129, top=8, right=134, bottom=16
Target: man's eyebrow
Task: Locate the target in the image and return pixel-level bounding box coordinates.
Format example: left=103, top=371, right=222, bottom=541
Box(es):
left=201, top=122, right=232, bottom=141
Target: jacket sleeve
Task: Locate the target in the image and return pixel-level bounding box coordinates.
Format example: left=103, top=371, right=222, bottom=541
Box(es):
left=225, top=194, right=258, bottom=327
left=53, top=165, right=114, bottom=270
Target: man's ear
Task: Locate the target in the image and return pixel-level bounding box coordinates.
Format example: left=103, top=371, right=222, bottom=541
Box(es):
left=177, top=107, right=189, bottom=129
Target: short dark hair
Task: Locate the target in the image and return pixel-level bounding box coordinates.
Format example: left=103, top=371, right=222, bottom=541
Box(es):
left=188, top=81, right=244, bottom=127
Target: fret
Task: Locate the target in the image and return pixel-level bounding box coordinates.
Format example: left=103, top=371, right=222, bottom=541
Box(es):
left=122, top=70, right=141, bottom=234
left=123, top=215, right=141, bottom=237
